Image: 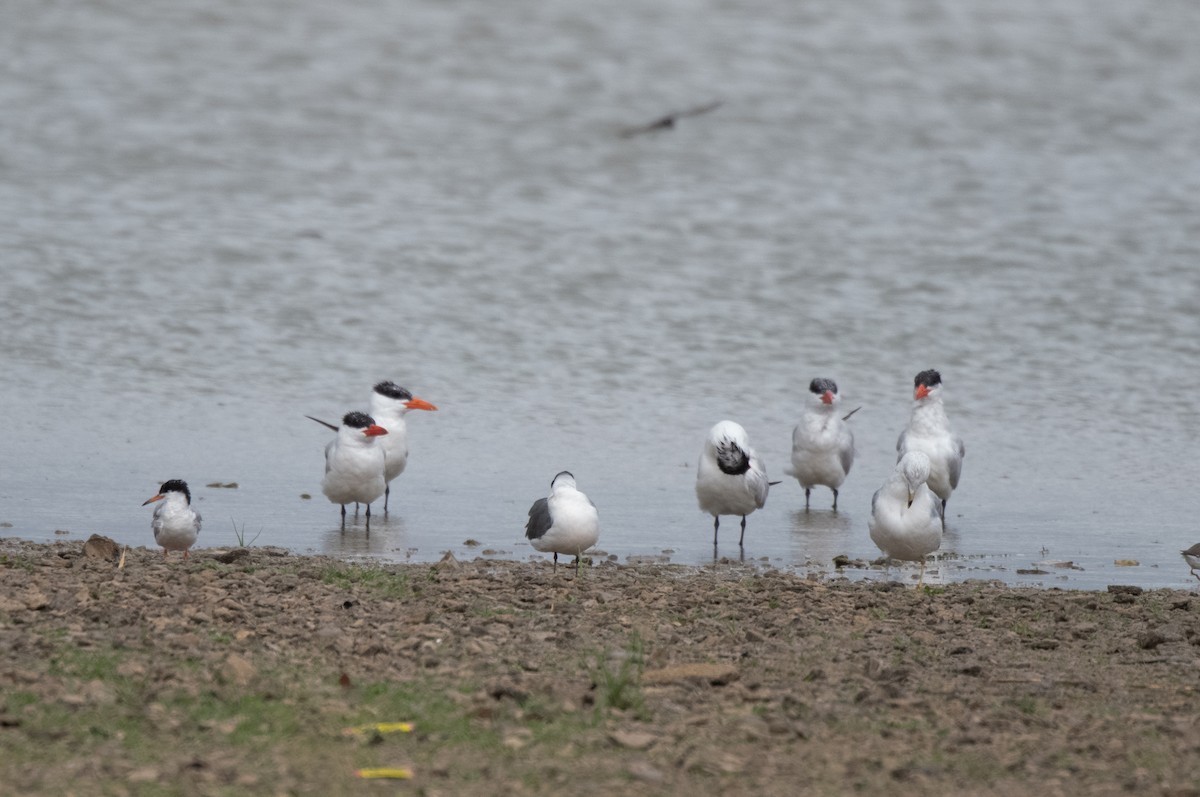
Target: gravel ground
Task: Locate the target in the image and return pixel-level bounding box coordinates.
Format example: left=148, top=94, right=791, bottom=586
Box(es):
left=2, top=537, right=1199, bottom=796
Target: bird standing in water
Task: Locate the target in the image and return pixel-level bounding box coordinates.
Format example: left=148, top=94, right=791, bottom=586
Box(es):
left=897, top=369, right=964, bottom=529
left=695, top=420, right=770, bottom=548
left=786, top=378, right=857, bottom=510
left=320, top=412, right=389, bottom=528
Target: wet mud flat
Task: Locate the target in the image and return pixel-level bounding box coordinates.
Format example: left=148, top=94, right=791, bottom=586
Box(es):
left=1, top=538, right=1199, bottom=796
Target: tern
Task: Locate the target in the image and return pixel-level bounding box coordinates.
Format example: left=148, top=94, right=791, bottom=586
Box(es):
left=897, top=369, right=964, bottom=529
left=306, top=381, right=437, bottom=514
left=369, top=381, right=438, bottom=513
left=525, top=471, right=600, bottom=573
left=868, top=452, right=942, bottom=585
left=320, top=411, right=389, bottom=528
left=1182, top=543, right=1200, bottom=582
left=142, top=479, right=201, bottom=559
left=785, top=378, right=857, bottom=510
left=696, top=420, right=770, bottom=547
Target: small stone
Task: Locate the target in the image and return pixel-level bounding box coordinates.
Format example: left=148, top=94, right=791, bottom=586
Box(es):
left=641, top=663, right=738, bottom=686
left=626, top=759, right=665, bottom=782
left=609, top=729, right=657, bottom=750
left=1138, top=630, right=1170, bottom=650
left=212, top=549, right=250, bottom=564
left=224, top=653, right=256, bottom=686
left=83, top=535, right=120, bottom=561
left=23, top=591, right=50, bottom=611
left=1108, top=585, right=1143, bottom=596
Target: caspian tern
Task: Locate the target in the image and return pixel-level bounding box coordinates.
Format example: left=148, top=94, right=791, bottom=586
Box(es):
left=695, top=420, right=770, bottom=547
left=869, top=451, right=942, bottom=584
left=897, top=369, right=964, bottom=529
left=525, top=471, right=600, bottom=573
left=142, top=479, right=201, bottom=559
left=785, top=378, right=857, bottom=510
left=368, top=381, right=438, bottom=513
left=320, top=411, right=389, bottom=528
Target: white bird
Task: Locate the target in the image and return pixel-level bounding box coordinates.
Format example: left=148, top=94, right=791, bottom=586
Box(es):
left=525, top=471, right=600, bottom=572
left=897, top=369, right=965, bottom=529
left=320, top=411, right=389, bottom=528
left=696, top=420, right=770, bottom=547
left=869, top=452, right=942, bottom=584
left=785, top=378, right=857, bottom=510
left=142, top=479, right=201, bottom=559
left=368, top=381, right=438, bottom=513
left=1182, top=543, right=1200, bottom=582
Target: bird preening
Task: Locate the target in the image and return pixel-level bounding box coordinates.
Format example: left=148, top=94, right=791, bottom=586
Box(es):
left=142, top=370, right=986, bottom=589
left=695, top=420, right=770, bottom=548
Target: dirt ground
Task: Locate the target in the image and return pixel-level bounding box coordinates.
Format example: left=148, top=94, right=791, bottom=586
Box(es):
left=2, top=537, right=1199, bottom=796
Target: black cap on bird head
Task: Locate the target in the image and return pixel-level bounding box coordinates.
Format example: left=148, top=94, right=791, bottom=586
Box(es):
left=342, top=411, right=376, bottom=429
left=373, top=381, right=413, bottom=401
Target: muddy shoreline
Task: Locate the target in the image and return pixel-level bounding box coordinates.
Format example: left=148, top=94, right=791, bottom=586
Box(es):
left=2, top=538, right=1199, bottom=796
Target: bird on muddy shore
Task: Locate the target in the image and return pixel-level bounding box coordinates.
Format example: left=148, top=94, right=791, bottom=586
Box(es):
left=525, top=471, right=600, bottom=573
left=696, top=420, right=771, bottom=548
left=142, top=479, right=201, bottom=560
left=869, top=452, right=942, bottom=586
left=319, top=412, right=389, bottom=529
left=785, top=378, right=858, bottom=511
left=305, top=381, right=438, bottom=514
left=1182, top=544, right=1200, bottom=582
left=897, top=369, right=964, bottom=530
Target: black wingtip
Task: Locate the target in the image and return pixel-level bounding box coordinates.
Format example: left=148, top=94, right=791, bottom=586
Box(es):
left=842, top=406, right=862, bottom=421
left=304, top=415, right=340, bottom=432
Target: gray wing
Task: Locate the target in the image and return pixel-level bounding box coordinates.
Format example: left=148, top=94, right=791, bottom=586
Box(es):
left=194, top=510, right=202, bottom=532
left=324, top=439, right=335, bottom=474
left=948, top=436, right=965, bottom=490
left=525, top=497, right=552, bottom=541
left=896, top=429, right=908, bottom=459
left=870, top=487, right=881, bottom=518
left=839, top=428, right=855, bottom=476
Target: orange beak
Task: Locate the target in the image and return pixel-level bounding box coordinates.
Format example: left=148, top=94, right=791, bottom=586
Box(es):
left=364, top=425, right=389, bottom=437
left=142, top=494, right=165, bottom=506
left=405, top=397, right=438, bottom=412
left=915, top=384, right=930, bottom=400
left=821, top=391, right=834, bottom=405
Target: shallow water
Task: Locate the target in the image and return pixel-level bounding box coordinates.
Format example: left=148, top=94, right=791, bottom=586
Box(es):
left=2, top=0, right=1199, bottom=589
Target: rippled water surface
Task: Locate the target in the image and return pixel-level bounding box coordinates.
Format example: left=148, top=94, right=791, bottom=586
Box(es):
left=2, top=0, right=1199, bottom=588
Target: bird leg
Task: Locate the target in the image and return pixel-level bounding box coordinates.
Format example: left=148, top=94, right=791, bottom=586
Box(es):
left=917, top=558, right=927, bottom=589
left=712, top=516, right=720, bottom=546
left=340, top=504, right=347, bottom=529
left=552, top=552, right=558, bottom=573
left=384, top=485, right=390, bottom=514
left=574, top=555, right=582, bottom=576
left=183, top=550, right=189, bottom=561
left=738, top=515, right=747, bottom=547
left=940, top=499, right=948, bottom=530
left=832, top=488, right=839, bottom=511
left=804, top=488, right=811, bottom=510
left=365, top=504, right=371, bottom=531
